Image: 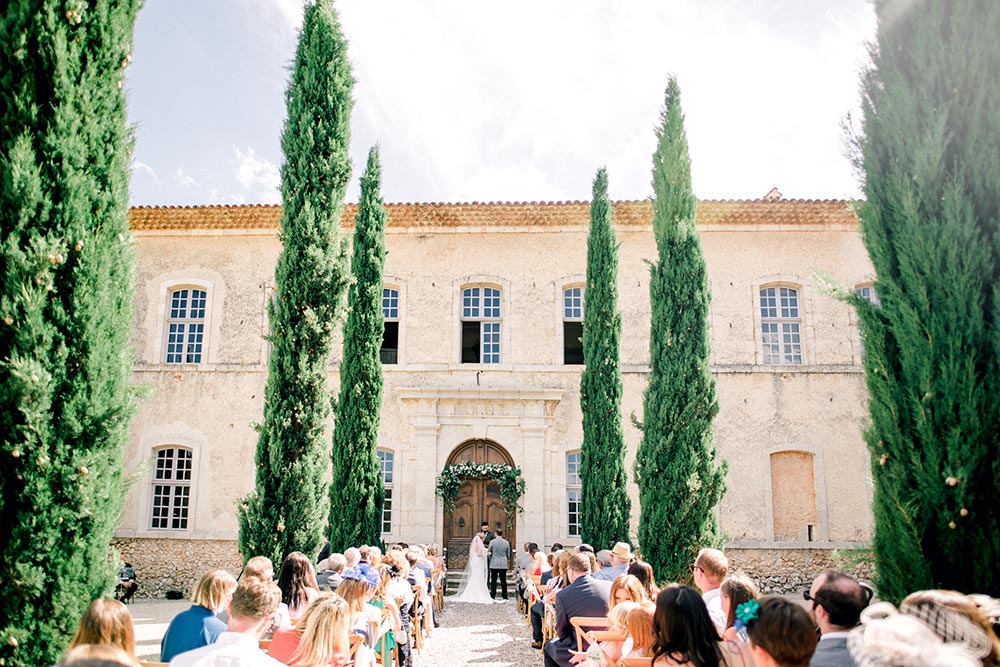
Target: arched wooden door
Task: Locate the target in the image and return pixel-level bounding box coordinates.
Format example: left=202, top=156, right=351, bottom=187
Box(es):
left=444, top=440, right=516, bottom=571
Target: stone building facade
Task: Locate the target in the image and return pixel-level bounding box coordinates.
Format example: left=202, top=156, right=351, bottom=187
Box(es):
left=114, top=198, right=875, bottom=596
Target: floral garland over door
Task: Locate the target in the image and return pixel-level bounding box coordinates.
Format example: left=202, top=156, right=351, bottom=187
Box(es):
left=435, top=461, right=526, bottom=527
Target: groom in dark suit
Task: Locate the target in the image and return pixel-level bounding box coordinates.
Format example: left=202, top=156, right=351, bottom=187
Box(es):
left=543, top=551, right=611, bottom=667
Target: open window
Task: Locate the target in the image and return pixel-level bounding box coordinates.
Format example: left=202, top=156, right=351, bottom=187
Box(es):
left=461, top=286, right=501, bottom=364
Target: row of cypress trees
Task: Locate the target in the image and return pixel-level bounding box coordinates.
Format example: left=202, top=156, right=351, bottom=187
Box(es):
left=238, top=1, right=388, bottom=564
left=578, top=77, right=725, bottom=582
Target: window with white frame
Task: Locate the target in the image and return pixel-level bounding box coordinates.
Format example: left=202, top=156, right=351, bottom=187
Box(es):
left=165, top=288, right=207, bottom=364
left=461, top=286, right=501, bottom=364
left=563, top=287, right=584, bottom=365
left=566, top=451, right=582, bottom=537
left=377, top=450, right=394, bottom=534
left=151, top=447, right=192, bottom=530
left=760, top=286, right=803, bottom=365
left=381, top=288, right=400, bottom=365
left=855, top=284, right=880, bottom=306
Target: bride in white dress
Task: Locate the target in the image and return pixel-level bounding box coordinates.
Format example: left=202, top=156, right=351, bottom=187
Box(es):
left=450, top=532, right=493, bottom=603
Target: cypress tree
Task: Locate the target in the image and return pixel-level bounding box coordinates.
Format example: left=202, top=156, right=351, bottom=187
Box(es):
left=635, top=77, right=727, bottom=582
left=238, top=0, right=353, bottom=565
left=327, top=147, right=387, bottom=551
left=0, top=2, right=140, bottom=665
left=579, top=168, right=632, bottom=549
left=854, top=0, right=1000, bottom=600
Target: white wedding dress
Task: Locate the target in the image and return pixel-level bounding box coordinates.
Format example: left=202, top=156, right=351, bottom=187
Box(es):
left=450, top=534, right=493, bottom=603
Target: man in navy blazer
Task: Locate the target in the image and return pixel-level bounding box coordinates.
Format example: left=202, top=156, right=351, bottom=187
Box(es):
left=543, top=551, right=611, bottom=667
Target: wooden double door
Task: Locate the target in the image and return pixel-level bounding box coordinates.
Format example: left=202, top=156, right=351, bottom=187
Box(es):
left=444, top=440, right=516, bottom=571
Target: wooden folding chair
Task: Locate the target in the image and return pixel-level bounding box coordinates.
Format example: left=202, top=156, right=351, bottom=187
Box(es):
left=373, top=608, right=395, bottom=666
left=409, top=586, right=424, bottom=652
left=140, top=662, right=168, bottom=667
left=618, top=658, right=654, bottom=667
left=257, top=638, right=272, bottom=651
left=431, top=568, right=445, bottom=613
left=542, top=602, right=556, bottom=641
left=570, top=616, right=609, bottom=651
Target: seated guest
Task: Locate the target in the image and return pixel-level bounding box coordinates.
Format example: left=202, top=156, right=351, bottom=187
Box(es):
left=595, top=550, right=613, bottom=574
left=285, top=594, right=374, bottom=667
left=337, top=563, right=382, bottom=644
left=691, top=548, right=729, bottom=635
left=160, top=569, right=238, bottom=662
left=267, top=592, right=332, bottom=663
left=623, top=603, right=657, bottom=659
left=277, top=552, right=320, bottom=622
left=849, top=602, right=981, bottom=667
left=543, top=551, right=611, bottom=667
left=551, top=543, right=564, bottom=554
left=570, top=600, right=636, bottom=666
left=316, top=554, right=346, bottom=592
left=532, top=549, right=551, bottom=577
left=243, top=556, right=275, bottom=581
left=743, top=597, right=818, bottom=667
left=384, top=552, right=414, bottom=667
left=517, top=543, right=537, bottom=572
left=370, top=566, right=401, bottom=662
left=170, top=576, right=283, bottom=667
left=69, top=598, right=138, bottom=665
left=531, top=552, right=570, bottom=648
left=628, top=560, right=660, bottom=601
left=806, top=570, right=869, bottom=667
left=116, top=561, right=138, bottom=605
left=650, top=585, right=750, bottom=667
left=720, top=572, right=759, bottom=642
left=63, top=644, right=138, bottom=667
left=900, top=589, right=1000, bottom=667
left=343, top=547, right=361, bottom=570
left=610, top=575, right=647, bottom=608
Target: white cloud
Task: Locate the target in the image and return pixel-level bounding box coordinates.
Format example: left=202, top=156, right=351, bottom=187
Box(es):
left=131, top=160, right=160, bottom=183
left=175, top=166, right=201, bottom=189
left=233, top=146, right=281, bottom=205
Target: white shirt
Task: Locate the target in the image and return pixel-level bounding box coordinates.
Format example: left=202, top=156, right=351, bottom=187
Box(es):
left=820, top=631, right=852, bottom=641
left=169, top=631, right=284, bottom=667
left=702, top=588, right=727, bottom=635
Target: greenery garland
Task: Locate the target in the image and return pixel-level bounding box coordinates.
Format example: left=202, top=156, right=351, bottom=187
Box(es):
left=436, top=462, right=526, bottom=519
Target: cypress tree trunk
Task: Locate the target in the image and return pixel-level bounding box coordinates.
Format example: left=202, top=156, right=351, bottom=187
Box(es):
left=238, top=0, right=352, bottom=565
left=855, top=0, right=1000, bottom=601
left=635, top=77, right=727, bottom=582
left=579, top=168, right=632, bottom=549
left=328, top=147, right=387, bottom=551
left=0, top=3, right=140, bottom=665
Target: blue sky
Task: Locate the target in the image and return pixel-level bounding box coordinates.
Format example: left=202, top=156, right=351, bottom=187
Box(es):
left=126, top=0, right=876, bottom=206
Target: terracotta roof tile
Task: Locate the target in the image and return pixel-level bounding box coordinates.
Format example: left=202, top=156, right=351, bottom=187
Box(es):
left=128, top=199, right=859, bottom=232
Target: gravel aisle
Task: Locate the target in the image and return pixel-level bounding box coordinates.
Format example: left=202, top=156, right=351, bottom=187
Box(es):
left=415, top=598, right=538, bottom=667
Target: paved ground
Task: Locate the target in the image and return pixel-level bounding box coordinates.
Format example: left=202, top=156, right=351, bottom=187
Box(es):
left=128, top=599, right=189, bottom=662
left=127, top=596, right=539, bottom=666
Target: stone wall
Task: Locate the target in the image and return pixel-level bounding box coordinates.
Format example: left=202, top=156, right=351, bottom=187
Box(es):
left=728, top=547, right=874, bottom=594
left=111, top=538, right=241, bottom=599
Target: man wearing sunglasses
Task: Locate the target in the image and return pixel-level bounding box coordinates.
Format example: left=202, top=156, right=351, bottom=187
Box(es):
left=804, top=570, right=871, bottom=667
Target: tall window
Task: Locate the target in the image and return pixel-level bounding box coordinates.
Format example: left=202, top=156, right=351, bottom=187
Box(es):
left=760, top=286, right=803, bottom=365
left=461, top=286, right=501, bottom=364
left=566, top=451, right=582, bottom=537
left=166, top=288, right=207, bottom=364
left=151, top=447, right=192, bottom=530
left=377, top=450, right=394, bottom=534
left=563, top=287, right=584, bottom=365
left=381, top=288, right=399, bottom=365
left=855, top=284, right=880, bottom=306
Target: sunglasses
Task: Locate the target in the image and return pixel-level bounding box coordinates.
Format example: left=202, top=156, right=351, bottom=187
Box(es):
left=687, top=564, right=703, bottom=574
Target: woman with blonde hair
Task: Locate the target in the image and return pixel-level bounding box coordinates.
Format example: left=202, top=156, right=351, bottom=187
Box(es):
left=68, top=599, right=137, bottom=664
left=160, top=569, right=238, bottom=662
left=610, top=574, right=647, bottom=608
left=268, top=592, right=331, bottom=663
left=287, top=594, right=374, bottom=667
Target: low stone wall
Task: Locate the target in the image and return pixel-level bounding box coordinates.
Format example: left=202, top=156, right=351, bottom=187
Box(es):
left=727, top=547, right=874, bottom=594
left=111, top=538, right=242, bottom=599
